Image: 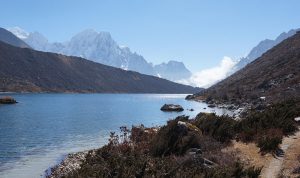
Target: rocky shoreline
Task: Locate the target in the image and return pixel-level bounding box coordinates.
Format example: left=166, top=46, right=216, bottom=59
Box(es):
left=185, top=94, right=270, bottom=119
left=45, top=151, right=89, bottom=178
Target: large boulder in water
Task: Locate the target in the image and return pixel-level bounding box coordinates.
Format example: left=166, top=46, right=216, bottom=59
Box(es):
left=0, top=96, right=17, bottom=104
left=160, top=104, right=184, bottom=112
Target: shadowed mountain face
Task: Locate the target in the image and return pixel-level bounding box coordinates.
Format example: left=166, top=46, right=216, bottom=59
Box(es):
left=0, top=28, right=31, bottom=48
left=190, top=32, right=300, bottom=104
left=0, top=41, right=199, bottom=93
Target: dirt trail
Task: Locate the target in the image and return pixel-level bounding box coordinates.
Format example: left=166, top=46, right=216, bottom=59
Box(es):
left=260, top=130, right=300, bottom=178
left=224, top=128, right=300, bottom=178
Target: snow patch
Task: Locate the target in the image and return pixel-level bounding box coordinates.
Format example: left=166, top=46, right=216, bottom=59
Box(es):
left=7, top=26, right=29, bottom=39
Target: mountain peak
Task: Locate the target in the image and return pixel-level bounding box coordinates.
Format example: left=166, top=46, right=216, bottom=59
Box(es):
left=7, top=26, right=29, bottom=39
left=77, top=29, right=98, bottom=35
left=167, top=60, right=185, bottom=66
left=73, top=29, right=111, bottom=39
left=235, top=28, right=300, bottom=70
left=154, top=60, right=191, bottom=81
left=0, top=27, right=31, bottom=48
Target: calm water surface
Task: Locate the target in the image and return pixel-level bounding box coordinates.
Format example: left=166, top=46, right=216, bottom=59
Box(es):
left=0, top=94, right=230, bottom=178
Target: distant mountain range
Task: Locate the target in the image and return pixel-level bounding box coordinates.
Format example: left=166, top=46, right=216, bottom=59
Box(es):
left=234, top=28, right=300, bottom=71
left=190, top=31, right=300, bottom=104
left=7, top=27, right=192, bottom=82
left=154, top=60, right=192, bottom=81
left=0, top=39, right=199, bottom=93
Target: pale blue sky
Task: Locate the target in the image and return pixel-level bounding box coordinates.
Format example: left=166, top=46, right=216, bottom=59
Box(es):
left=1, top=0, right=300, bottom=72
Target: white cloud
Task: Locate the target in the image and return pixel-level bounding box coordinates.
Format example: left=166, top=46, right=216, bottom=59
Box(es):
left=177, top=56, right=237, bottom=88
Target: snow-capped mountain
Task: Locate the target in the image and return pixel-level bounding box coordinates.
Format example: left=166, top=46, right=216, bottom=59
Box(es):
left=25, top=32, right=50, bottom=51
left=8, top=27, right=192, bottom=81
left=154, top=60, right=191, bottom=81
left=7, top=27, right=29, bottom=40
left=0, top=27, right=31, bottom=48
left=235, top=28, right=300, bottom=70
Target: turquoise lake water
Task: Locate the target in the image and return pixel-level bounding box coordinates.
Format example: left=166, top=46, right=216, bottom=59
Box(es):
left=0, top=94, right=231, bottom=178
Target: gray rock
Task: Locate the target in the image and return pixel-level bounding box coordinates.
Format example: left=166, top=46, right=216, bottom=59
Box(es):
left=160, top=104, right=184, bottom=112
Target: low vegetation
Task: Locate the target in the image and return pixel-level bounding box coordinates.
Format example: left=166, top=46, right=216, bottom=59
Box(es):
left=237, top=100, right=299, bottom=152
left=57, top=100, right=300, bottom=177
left=192, top=100, right=299, bottom=153
left=193, top=113, right=236, bottom=143
left=62, top=117, right=261, bottom=178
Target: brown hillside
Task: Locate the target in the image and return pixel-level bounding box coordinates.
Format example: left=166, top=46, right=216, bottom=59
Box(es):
left=0, top=41, right=199, bottom=93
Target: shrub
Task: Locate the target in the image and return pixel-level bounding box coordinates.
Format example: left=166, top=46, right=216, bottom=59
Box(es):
left=238, top=100, right=299, bottom=136
left=237, top=127, right=256, bottom=142
left=236, top=100, right=299, bottom=152
left=150, top=115, right=203, bottom=157
left=256, top=129, right=283, bottom=153
left=193, top=113, right=237, bottom=143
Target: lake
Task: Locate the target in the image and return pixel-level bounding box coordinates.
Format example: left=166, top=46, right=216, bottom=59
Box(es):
left=0, top=94, right=231, bottom=178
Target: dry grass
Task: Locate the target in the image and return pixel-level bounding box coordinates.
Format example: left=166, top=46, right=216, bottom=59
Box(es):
left=223, top=141, right=272, bottom=169
left=225, top=128, right=300, bottom=178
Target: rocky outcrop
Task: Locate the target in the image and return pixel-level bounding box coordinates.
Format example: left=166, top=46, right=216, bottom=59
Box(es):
left=160, top=104, right=184, bottom=112
left=0, top=96, right=17, bottom=104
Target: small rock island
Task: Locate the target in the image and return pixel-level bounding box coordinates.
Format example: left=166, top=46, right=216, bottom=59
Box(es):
left=0, top=96, right=17, bottom=104
left=160, top=104, right=184, bottom=112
